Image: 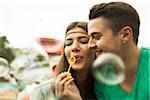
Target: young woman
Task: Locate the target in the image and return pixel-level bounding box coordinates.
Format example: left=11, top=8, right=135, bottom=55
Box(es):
left=30, top=21, right=96, bottom=100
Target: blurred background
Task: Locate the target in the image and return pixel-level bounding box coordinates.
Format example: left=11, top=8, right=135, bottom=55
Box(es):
left=0, top=0, right=150, bottom=99
left=0, top=0, right=150, bottom=48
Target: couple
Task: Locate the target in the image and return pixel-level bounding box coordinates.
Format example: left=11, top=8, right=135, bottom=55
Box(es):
left=30, top=1, right=150, bottom=100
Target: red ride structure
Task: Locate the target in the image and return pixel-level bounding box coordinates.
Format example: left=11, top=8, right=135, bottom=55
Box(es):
left=37, top=37, right=63, bottom=55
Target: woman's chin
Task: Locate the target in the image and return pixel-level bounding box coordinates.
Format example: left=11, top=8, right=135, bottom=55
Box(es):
left=72, top=64, right=85, bottom=71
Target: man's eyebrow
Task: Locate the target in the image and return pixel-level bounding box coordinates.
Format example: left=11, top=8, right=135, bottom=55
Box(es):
left=91, top=32, right=102, bottom=36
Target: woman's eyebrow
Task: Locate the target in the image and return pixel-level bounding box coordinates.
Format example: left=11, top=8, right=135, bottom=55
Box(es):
left=78, top=36, right=89, bottom=39
left=65, top=38, right=72, bottom=40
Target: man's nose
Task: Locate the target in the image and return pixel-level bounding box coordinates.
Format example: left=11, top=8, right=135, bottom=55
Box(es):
left=88, top=38, right=97, bottom=49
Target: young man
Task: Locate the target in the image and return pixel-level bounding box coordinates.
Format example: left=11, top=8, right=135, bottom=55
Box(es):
left=88, top=1, right=149, bottom=100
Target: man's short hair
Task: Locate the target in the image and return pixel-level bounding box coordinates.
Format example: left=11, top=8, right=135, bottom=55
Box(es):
left=89, top=2, right=140, bottom=45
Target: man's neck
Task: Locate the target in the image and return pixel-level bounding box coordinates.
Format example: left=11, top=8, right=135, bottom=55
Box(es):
left=120, top=44, right=140, bottom=93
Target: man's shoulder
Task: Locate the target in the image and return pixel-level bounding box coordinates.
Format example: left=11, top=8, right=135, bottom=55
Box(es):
left=141, top=47, right=150, bottom=52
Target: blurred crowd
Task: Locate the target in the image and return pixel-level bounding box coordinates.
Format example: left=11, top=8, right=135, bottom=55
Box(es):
left=0, top=35, right=63, bottom=100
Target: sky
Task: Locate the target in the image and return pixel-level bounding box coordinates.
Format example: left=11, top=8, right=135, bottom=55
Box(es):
left=0, top=0, right=150, bottom=49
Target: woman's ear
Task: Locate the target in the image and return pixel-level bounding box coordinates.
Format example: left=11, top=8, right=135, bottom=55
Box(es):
left=120, top=26, right=133, bottom=43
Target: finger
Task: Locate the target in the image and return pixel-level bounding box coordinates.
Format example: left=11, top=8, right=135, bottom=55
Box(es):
left=55, top=72, right=66, bottom=96
left=58, top=76, right=72, bottom=96
left=55, top=72, right=70, bottom=96
left=64, top=78, right=74, bottom=89
left=64, top=78, right=74, bottom=85
left=57, top=72, right=68, bottom=81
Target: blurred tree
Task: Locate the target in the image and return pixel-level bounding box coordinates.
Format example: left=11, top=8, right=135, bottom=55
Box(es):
left=0, top=36, right=15, bottom=63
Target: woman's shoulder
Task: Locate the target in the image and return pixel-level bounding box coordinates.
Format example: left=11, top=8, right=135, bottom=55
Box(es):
left=30, top=78, right=56, bottom=100
left=38, top=78, right=55, bottom=89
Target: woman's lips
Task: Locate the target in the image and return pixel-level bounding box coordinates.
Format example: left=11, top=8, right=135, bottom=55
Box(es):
left=74, top=56, right=83, bottom=63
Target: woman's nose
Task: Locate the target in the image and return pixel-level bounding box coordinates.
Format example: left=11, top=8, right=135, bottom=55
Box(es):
left=71, top=41, right=80, bottom=52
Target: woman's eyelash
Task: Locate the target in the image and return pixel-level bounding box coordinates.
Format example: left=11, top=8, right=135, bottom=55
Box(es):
left=80, top=40, right=89, bottom=44
left=65, top=41, right=72, bottom=46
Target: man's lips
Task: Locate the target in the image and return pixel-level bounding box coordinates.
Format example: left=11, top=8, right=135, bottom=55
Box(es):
left=96, top=50, right=103, bottom=57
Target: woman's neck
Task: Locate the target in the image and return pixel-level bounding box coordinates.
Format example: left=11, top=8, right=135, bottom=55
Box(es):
left=76, top=70, right=88, bottom=88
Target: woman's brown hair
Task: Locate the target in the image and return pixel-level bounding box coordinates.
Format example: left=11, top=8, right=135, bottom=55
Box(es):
left=56, top=21, right=96, bottom=99
left=57, top=21, right=88, bottom=73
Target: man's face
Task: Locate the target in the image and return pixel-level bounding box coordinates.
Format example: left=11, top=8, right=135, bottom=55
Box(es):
left=88, top=17, right=122, bottom=58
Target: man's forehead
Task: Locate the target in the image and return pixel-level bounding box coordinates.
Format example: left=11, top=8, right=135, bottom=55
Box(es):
left=88, top=23, right=99, bottom=36
left=88, top=18, right=110, bottom=35
left=88, top=19, right=100, bottom=33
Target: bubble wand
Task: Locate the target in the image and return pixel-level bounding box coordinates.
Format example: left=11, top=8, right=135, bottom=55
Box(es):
left=67, top=52, right=76, bottom=76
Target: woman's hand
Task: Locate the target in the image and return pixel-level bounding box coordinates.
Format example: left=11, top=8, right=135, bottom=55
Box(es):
left=54, top=72, right=82, bottom=100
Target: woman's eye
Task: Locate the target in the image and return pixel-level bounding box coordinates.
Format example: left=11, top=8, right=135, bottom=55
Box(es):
left=65, top=40, right=72, bottom=46
left=80, top=38, right=89, bottom=44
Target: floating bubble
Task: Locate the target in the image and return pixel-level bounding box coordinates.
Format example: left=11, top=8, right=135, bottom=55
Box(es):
left=92, top=53, right=125, bottom=85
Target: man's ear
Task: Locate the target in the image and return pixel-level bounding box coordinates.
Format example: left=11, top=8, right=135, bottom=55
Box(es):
left=120, top=26, right=133, bottom=43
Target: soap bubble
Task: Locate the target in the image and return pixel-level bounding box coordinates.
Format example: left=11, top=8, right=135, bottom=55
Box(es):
left=92, top=53, right=125, bottom=85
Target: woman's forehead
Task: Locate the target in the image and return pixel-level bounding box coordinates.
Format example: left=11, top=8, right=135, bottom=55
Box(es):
left=66, top=32, right=89, bottom=39
left=66, top=27, right=87, bottom=35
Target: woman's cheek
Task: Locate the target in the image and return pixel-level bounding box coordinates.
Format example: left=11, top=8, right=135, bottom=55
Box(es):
left=64, top=47, right=70, bottom=59
left=82, top=45, right=90, bottom=55
left=64, top=48, right=67, bottom=55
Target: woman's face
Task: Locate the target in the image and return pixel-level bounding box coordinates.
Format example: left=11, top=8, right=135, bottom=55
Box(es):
left=65, top=27, right=95, bottom=71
